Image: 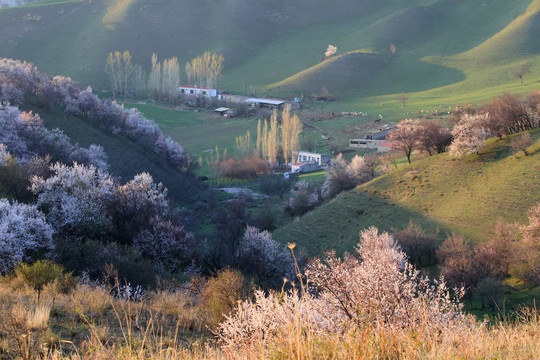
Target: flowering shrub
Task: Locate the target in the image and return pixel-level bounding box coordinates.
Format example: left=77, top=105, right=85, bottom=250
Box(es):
left=0, top=58, right=190, bottom=169
left=0, top=199, right=54, bottom=272
left=217, top=227, right=469, bottom=349
left=322, top=154, right=374, bottom=199
left=236, top=226, right=293, bottom=288
left=133, top=217, right=193, bottom=270
left=31, top=162, right=115, bottom=239
left=285, top=180, right=322, bottom=217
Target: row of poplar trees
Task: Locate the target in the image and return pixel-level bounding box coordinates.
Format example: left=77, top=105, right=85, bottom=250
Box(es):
left=235, top=107, right=303, bottom=166
left=105, top=51, right=224, bottom=101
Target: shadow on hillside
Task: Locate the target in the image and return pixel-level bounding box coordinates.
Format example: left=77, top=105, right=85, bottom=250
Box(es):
left=273, top=188, right=453, bottom=258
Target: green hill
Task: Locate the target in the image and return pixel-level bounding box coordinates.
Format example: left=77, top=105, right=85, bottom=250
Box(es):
left=29, top=105, right=213, bottom=233
left=273, top=129, right=540, bottom=257
left=1, top=0, right=539, bottom=115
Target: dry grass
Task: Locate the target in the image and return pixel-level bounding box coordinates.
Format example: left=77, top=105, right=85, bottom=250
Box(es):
left=1, top=273, right=539, bottom=359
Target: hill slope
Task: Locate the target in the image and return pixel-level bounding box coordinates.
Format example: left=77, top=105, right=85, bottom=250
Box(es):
left=0, top=0, right=537, bottom=112
left=273, top=129, right=540, bottom=257
left=30, top=105, right=213, bottom=232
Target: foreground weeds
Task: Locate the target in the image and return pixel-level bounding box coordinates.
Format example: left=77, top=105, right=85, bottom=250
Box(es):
left=0, top=273, right=539, bottom=359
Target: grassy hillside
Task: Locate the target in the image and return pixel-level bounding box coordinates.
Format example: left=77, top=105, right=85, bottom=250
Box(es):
left=273, top=129, right=540, bottom=257
left=1, top=0, right=539, bottom=118
left=30, top=105, right=214, bottom=232
left=0, top=0, right=418, bottom=90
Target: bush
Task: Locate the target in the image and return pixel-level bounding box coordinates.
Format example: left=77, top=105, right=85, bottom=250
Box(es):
left=236, top=226, right=293, bottom=289
left=16, top=260, right=63, bottom=304
left=258, top=174, right=291, bottom=197
left=218, top=227, right=469, bottom=349
left=285, top=180, right=322, bottom=217
left=394, top=221, right=439, bottom=266
left=218, top=156, right=269, bottom=179
left=199, top=268, right=253, bottom=329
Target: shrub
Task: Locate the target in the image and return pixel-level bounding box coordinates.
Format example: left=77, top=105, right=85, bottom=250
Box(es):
left=16, top=260, right=63, bottom=305
left=257, top=174, right=291, bottom=197
left=218, top=227, right=468, bottom=349
left=285, top=180, right=322, bottom=217
left=236, top=226, right=294, bottom=288
left=200, top=268, right=253, bottom=329
left=0, top=199, right=54, bottom=273
left=394, top=220, right=439, bottom=266
left=217, top=156, right=269, bottom=179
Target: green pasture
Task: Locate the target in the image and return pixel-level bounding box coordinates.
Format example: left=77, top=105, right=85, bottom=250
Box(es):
left=2, top=0, right=539, bottom=123
left=274, top=129, right=540, bottom=256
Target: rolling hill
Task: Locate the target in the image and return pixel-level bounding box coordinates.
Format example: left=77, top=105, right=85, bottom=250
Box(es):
left=1, top=0, right=539, bottom=114
left=273, top=129, right=540, bottom=257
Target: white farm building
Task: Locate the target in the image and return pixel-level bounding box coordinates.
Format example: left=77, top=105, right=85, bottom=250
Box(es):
left=178, top=86, right=217, bottom=98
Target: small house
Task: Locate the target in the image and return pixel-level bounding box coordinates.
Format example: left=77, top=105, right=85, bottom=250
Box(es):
left=296, top=151, right=331, bottom=166
left=349, top=139, right=384, bottom=149
left=178, top=85, right=217, bottom=98
left=349, top=125, right=395, bottom=149
left=291, top=162, right=321, bottom=173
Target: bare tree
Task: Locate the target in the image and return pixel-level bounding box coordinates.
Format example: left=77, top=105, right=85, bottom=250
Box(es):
left=387, top=119, right=418, bottom=164
left=397, top=95, right=408, bottom=108
left=133, top=65, right=146, bottom=99
left=511, top=132, right=531, bottom=156
left=525, top=90, right=540, bottom=128
left=162, top=57, right=180, bottom=103
left=281, top=107, right=302, bottom=165
left=417, top=120, right=452, bottom=156
left=148, top=53, right=161, bottom=100
left=235, top=130, right=252, bottom=157
left=185, top=52, right=224, bottom=89
left=437, top=233, right=476, bottom=298
left=148, top=54, right=180, bottom=102
left=510, top=61, right=531, bottom=84
left=105, top=51, right=135, bottom=96
left=483, top=93, right=533, bottom=138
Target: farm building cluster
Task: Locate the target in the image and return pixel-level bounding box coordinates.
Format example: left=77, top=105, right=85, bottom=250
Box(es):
left=349, top=124, right=394, bottom=152
left=177, top=85, right=300, bottom=116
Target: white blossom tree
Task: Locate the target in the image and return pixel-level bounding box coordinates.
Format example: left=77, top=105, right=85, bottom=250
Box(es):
left=449, top=113, right=492, bottom=158
left=236, top=226, right=294, bottom=287
left=325, top=45, right=337, bottom=57
left=133, top=217, right=193, bottom=270
left=31, top=162, right=115, bottom=239
left=165, top=137, right=188, bottom=168
left=0, top=199, right=54, bottom=273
